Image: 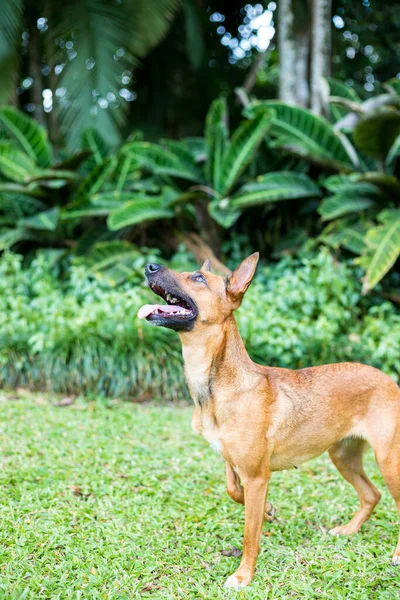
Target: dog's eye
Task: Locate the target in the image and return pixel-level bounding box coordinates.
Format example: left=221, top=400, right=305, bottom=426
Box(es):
left=191, top=272, right=206, bottom=284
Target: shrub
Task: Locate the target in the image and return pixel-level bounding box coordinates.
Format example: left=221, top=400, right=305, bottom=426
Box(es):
left=0, top=249, right=398, bottom=400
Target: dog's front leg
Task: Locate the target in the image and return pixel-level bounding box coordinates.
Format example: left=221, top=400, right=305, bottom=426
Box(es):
left=225, top=474, right=270, bottom=590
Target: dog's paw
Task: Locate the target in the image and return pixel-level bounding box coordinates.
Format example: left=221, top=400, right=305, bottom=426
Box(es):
left=392, top=554, right=400, bottom=566
left=224, top=572, right=252, bottom=590
left=329, top=524, right=357, bottom=536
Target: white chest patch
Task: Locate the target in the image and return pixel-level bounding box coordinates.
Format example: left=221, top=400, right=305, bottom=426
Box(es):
left=209, top=439, right=222, bottom=454
left=202, top=415, right=222, bottom=454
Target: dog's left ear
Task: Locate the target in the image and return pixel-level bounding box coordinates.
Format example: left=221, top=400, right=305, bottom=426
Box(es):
left=200, top=259, right=211, bottom=272
left=226, top=252, right=259, bottom=308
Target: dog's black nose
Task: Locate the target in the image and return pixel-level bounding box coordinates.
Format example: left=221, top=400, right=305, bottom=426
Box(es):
left=145, top=263, right=162, bottom=275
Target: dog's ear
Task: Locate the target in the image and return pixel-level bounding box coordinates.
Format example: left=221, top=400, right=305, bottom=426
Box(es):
left=200, top=259, right=211, bottom=272
left=226, top=252, right=259, bottom=308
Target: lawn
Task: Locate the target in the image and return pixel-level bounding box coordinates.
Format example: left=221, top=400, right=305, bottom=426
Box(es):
left=0, top=393, right=399, bottom=599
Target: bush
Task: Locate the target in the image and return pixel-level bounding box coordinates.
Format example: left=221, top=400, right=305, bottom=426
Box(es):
left=0, top=249, right=398, bottom=400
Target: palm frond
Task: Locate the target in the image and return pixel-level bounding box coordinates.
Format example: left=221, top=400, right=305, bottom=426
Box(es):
left=0, top=0, right=22, bottom=103
left=53, top=0, right=180, bottom=149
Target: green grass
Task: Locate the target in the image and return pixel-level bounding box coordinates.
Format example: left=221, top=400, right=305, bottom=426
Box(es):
left=0, top=393, right=399, bottom=599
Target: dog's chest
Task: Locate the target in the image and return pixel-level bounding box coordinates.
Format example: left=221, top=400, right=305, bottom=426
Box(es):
left=185, top=368, right=210, bottom=406
left=182, top=347, right=213, bottom=406
left=201, top=414, right=222, bottom=454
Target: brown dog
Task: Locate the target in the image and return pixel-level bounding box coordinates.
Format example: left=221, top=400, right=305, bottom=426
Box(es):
left=138, top=253, right=400, bottom=589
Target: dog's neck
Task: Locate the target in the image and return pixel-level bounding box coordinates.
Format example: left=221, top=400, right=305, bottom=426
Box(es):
left=179, top=315, right=252, bottom=406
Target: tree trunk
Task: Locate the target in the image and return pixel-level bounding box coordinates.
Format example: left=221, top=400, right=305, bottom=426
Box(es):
left=310, top=0, right=332, bottom=115
left=278, top=0, right=297, bottom=105
left=295, top=26, right=310, bottom=107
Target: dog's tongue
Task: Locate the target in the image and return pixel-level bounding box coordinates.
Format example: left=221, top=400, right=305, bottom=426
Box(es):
left=138, top=304, right=186, bottom=319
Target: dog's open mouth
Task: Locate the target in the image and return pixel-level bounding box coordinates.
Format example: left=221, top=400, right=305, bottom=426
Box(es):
left=138, top=283, right=197, bottom=322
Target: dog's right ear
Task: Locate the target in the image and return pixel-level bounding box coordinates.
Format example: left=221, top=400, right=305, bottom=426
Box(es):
left=200, top=259, right=211, bottom=272
left=226, top=252, right=259, bottom=308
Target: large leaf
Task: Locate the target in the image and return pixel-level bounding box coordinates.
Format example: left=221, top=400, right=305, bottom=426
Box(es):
left=0, top=192, right=45, bottom=219
left=327, top=78, right=362, bottom=103
left=0, top=0, right=23, bottom=104
left=161, top=139, right=202, bottom=180
left=0, top=227, right=37, bottom=250
left=108, top=196, right=174, bottom=230
left=74, top=240, right=146, bottom=284
left=230, top=172, right=321, bottom=208
left=53, top=0, right=179, bottom=149
left=320, top=220, right=369, bottom=255
left=208, top=199, right=241, bottom=229
left=125, top=142, right=201, bottom=182
left=353, top=108, right=400, bottom=162
left=114, top=152, right=141, bottom=192
left=71, top=157, right=116, bottom=206
left=220, top=112, right=272, bottom=196
left=0, top=141, right=38, bottom=182
left=205, top=97, right=228, bottom=189
left=19, top=207, right=59, bottom=231
left=91, top=191, right=136, bottom=207
left=0, top=107, right=52, bottom=166
left=81, top=128, right=110, bottom=168
left=327, top=78, right=362, bottom=124
left=183, top=137, right=207, bottom=162
left=360, top=210, right=400, bottom=292
left=318, top=195, right=375, bottom=221
left=245, top=101, right=356, bottom=169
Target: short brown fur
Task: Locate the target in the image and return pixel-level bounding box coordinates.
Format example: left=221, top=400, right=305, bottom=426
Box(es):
left=145, top=254, right=400, bottom=589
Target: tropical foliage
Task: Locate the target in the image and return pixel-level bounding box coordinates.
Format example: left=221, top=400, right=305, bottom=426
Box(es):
left=241, top=78, right=400, bottom=292
left=1, top=77, right=400, bottom=291
left=1, top=249, right=399, bottom=400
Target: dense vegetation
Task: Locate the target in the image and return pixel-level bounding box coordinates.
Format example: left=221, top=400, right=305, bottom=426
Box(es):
left=1, top=248, right=399, bottom=399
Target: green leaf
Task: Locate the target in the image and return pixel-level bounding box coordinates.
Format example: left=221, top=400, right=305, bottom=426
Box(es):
left=322, top=174, right=361, bottom=193
left=231, top=172, right=321, bottom=208
left=114, top=152, right=141, bottom=192
left=205, top=98, right=228, bottom=188
left=53, top=0, right=180, bottom=149
left=74, top=240, right=141, bottom=274
left=0, top=106, right=52, bottom=166
left=318, top=195, right=375, bottom=221
left=361, top=213, right=400, bottom=292
left=353, top=109, right=400, bottom=162
left=321, top=220, right=369, bottom=255
left=182, top=137, right=206, bottom=162
left=53, top=150, right=92, bottom=171
left=0, top=0, right=23, bottom=104
left=327, top=78, right=361, bottom=102
left=61, top=207, right=110, bottom=220
left=125, top=142, right=201, bottom=182
left=19, top=207, right=59, bottom=231
left=0, top=227, right=37, bottom=250
left=208, top=199, right=241, bottom=228
left=72, top=158, right=116, bottom=206
left=161, top=139, right=202, bottom=180
left=0, top=141, right=38, bottom=182
left=108, top=197, right=174, bottom=230
left=220, top=112, right=272, bottom=195
left=81, top=128, right=110, bottom=167
left=91, top=191, right=136, bottom=207
left=245, top=101, right=356, bottom=169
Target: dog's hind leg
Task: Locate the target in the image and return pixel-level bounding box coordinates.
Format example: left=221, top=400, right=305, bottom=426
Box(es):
left=328, top=437, right=381, bottom=536
left=226, top=463, right=274, bottom=521
left=372, top=425, right=400, bottom=565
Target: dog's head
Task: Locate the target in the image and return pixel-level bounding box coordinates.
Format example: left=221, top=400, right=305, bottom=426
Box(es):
left=138, top=253, right=259, bottom=332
